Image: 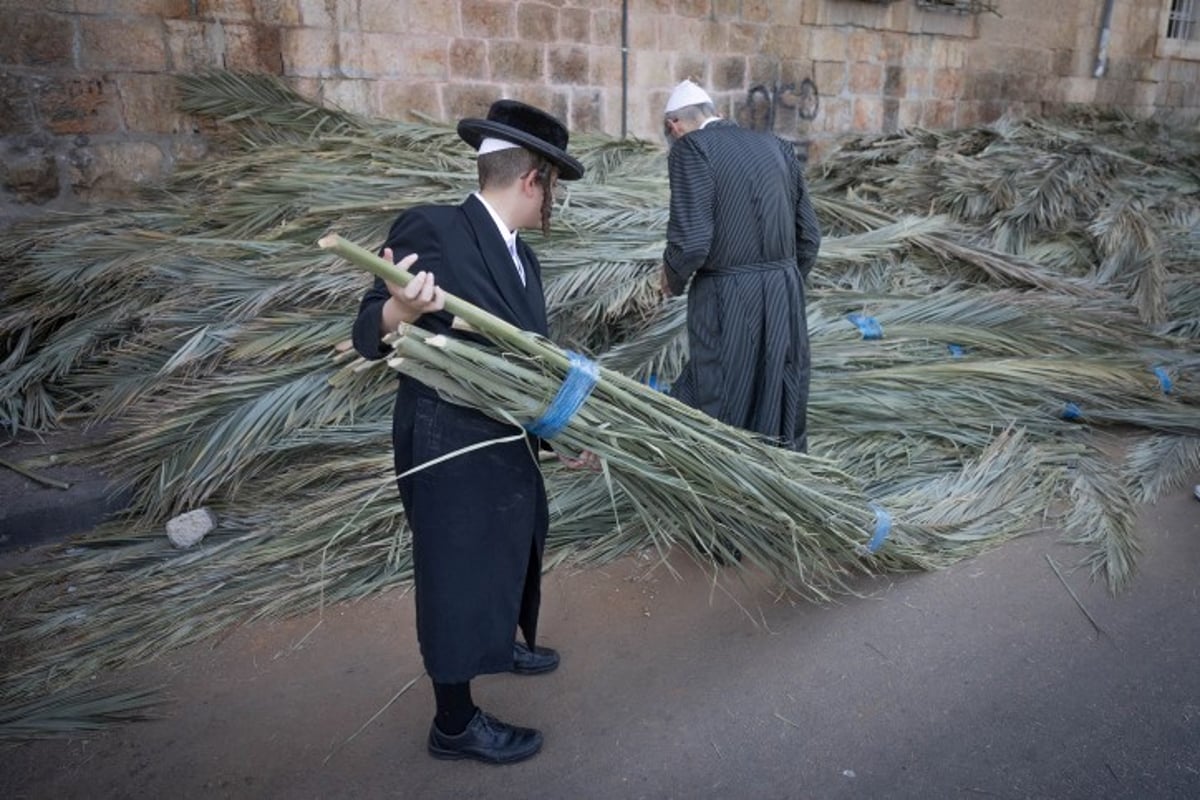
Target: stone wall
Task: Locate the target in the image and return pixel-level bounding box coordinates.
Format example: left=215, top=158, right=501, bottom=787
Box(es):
left=2, top=0, right=1198, bottom=220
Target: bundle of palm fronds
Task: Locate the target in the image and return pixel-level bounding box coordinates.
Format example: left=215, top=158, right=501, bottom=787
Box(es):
left=1, top=71, right=1198, bottom=737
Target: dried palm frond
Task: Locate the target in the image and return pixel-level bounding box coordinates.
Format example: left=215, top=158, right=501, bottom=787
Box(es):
left=1, top=70, right=1198, bottom=740
left=0, top=685, right=162, bottom=741
left=1124, top=434, right=1200, bottom=504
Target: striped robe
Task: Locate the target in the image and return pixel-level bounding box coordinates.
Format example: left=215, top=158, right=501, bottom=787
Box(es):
left=663, top=119, right=821, bottom=451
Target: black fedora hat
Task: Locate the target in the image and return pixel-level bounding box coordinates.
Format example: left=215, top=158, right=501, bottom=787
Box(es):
left=457, top=100, right=584, bottom=181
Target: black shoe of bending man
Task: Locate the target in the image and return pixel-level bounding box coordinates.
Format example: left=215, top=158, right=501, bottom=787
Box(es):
left=428, top=709, right=543, bottom=764
left=512, top=641, right=559, bottom=675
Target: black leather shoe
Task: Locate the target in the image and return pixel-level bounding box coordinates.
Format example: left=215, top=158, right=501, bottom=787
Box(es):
left=427, top=709, right=542, bottom=764
left=512, top=641, right=559, bottom=675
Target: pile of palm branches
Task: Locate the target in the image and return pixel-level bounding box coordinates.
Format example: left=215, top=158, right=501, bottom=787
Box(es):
left=1, top=71, right=1197, bottom=738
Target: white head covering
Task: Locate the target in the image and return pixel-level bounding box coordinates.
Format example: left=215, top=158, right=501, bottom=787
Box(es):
left=664, top=79, right=713, bottom=114
left=477, top=136, right=522, bottom=155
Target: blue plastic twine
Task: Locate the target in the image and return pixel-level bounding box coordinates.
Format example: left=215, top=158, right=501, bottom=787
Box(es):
left=524, top=351, right=599, bottom=439
left=1153, top=366, right=1173, bottom=394
left=864, top=505, right=892, bottom=554
left=947, top=343, right=966, bottom=358
left=1061, top=402, right=1082, bottom=421
left=847, top=313, right=883, bottom=340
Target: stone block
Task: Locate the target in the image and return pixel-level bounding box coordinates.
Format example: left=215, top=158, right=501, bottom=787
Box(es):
left=75, top=0, right=189, bottom=15
left=321, top=78, right=372, bottom=115
left=247, top=0, right=301, bottom=26
left=852, top=96, right=882, bottom=131
left=674, top=0, right=708, bottom=17
left=713, top=0, right=740, bottom=20
left=0, top=73, right=36, bottom=136
left=570, top=87, right=603, bottom=133
left=195, top=0, right=254, bottom=22
left=1, top=148, right=59, bottom=205
left=589, top=46, right=622, bottom=87
left=399, top=38, right=451, bottom=80
left=223, top=22, right=284, bottom=73
left=592, top=8, right=622, bottom=45
left=629, top=16, right=658, bottom=50
left=518, top=3, right=559, bottom=42
left=764, top=24, right=808, bottom=59
left=548, top=45, right=589, bottom=85
left=810, top=29, right=848, bottom=62
left=848, top=30, right=884, bottom=64
left=713, top=55, right=746, bottom=91
left=748, top=55, right=778, bottom=87
left=405, top=0, right=460, bottom=36
left=630, top=0, right=673, bottom=14
left=931, top=67, right=963, bottom=100
left=165, top=20, right=222, bottom=72
left=849, top=62, right=883, bottom=95
left=380, top=80, right=444, bottom=121
left=117, top=74, right=190, bottom=134
left=629, top=48, right=671, bottom=89
left=883, top=64, right=904, bottom=97
left=1057, top=76, right=1097, bottom=105
left=34, top=75, right=122, bottom=136
left=882, top=96, right=899, bottom=133
left=743, top=0, right=771, bottom=24
left=675, top=54, right=708, bottom=86
left=295, top=0, right=336, bottom=27
left=80, top=17, right=168, bottom=72
left=814, top=96, right=850, bottom=134
left=0, top=12, right=75, bottom=68
left=812, top=60, right=846, bottom=96
left=904, top=66, right=929, bottom=99
left=880, top=32, right=907, bottom=65
left=561, top=7, right=591, bottom=42
left=1051, top=49, right=1074, bottom=77
left=171, top=135, right=208, bottom=164
left=450, top=38, right=489, bottom=81
left=779, top=59, right=811, bottom=88
left=281, top=27, right=338, bottom=78
left=67, top=140, right=165, bottom=201
left=360, top=0, right=407, bottom=33
left=490, top=40, right=545, bottom=82
left=922, top=99, right=955, bottom=129
left=360, top=32, right=407, bottom=78
left=1, top=0, right=73, bottom=11
left=897, top=98, right=923, bottom=130
left=462, top=0, right=516, bottom=39
left=729, top=22, right=765, bottom=53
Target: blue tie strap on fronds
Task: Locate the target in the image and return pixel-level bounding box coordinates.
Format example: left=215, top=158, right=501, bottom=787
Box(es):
left=524, top=351, right=599, bottom=439
left=947, top=343, right=966, bottom=358
left=1153, top=366, right=1173, bottom=394
left=1061, top=402, right=1082, bottom=421
left=847, top=313, right=883, bottom=340
left=857, top=505, right=892, bottom=556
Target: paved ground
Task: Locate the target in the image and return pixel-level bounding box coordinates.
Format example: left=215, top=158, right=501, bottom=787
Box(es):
left=2, top=474, right=1198, bottom=799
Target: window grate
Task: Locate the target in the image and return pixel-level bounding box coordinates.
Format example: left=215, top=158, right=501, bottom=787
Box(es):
left=914, top=0, right=1000, bottom=16
left=1167, top=0, right=1197, bottom=40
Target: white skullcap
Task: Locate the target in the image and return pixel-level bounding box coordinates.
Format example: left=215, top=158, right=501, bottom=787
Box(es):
left=478, top=137, right=522, bottom=155
left=664, top=79, right=713, bottom=114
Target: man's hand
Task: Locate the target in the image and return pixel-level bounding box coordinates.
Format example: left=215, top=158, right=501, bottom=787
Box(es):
left=659, top=264, right=673, bottom=298
left=380, top=248, right=446, bottom=330
left=557, top=449, right=602, bottom=472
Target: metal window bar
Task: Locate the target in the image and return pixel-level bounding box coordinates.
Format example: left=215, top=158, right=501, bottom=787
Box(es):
left=1167, top=0, right=1197, bottom=41
left=914, top=0, right=1000, bottom=16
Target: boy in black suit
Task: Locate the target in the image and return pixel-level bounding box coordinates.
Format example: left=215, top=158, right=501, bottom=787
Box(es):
left=352, top=100, right=585, bottom=765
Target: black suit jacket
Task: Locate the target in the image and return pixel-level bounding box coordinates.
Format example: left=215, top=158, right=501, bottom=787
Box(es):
left=353, top=193, right=548, bottom=357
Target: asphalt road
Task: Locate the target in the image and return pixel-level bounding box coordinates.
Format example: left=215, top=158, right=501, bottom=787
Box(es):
left=3, top=479, right=1199, bottom=799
